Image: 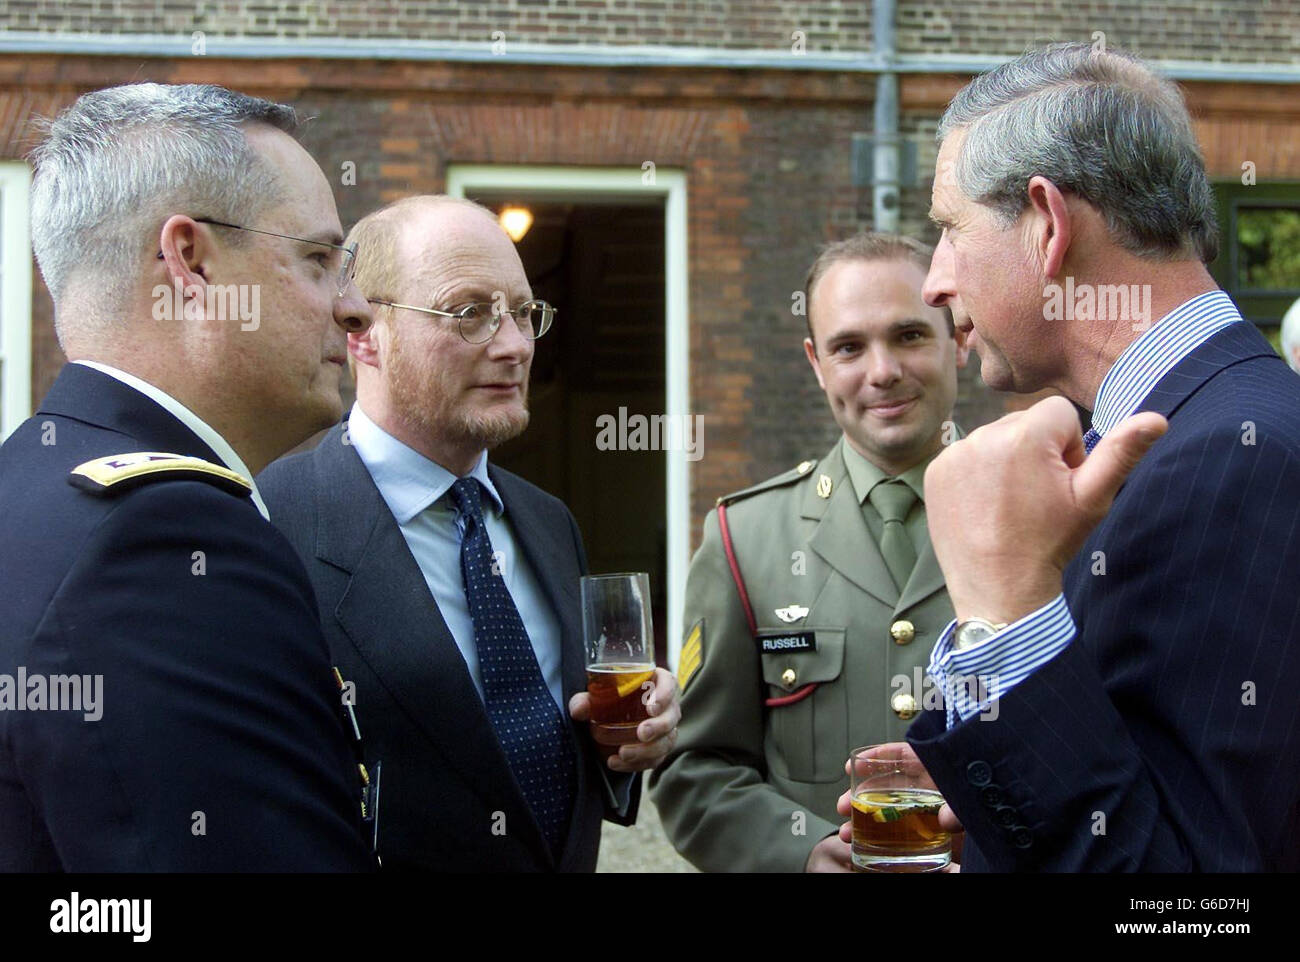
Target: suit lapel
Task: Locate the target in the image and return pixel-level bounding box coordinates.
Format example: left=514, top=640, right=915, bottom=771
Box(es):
left=805, top=440, right=900, bottom=609
left=312, top=426, right=550, bottom=860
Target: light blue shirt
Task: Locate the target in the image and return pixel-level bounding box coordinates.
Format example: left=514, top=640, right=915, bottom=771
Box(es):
left=346, top=402, right=566, bottom=714
left=929, top=289, right=1243, bottom=727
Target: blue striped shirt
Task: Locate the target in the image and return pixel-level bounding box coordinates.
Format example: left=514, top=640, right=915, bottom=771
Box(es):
left=929, top=289, right=1243, bottom=727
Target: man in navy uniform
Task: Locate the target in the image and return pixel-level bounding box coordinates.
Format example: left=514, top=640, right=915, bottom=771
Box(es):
left=0, top=83, right=374, bottom=871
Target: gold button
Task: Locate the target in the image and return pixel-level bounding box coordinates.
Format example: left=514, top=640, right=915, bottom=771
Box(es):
left=891, top=692, right=918, bottom=719
left=796, top=460, right=814, bottom=475
left=890, top=619, right=915, bottom=645
left=780, top=668, right=797, bottom=690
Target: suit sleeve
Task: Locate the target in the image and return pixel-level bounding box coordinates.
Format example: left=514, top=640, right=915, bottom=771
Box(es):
left=649, top=508, right=836, bottom=872
left=910, top=428, right=1300, bottom=871
left=15, top=482, right=372, bottom=871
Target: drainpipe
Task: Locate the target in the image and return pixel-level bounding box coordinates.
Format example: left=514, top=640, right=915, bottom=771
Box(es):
left=873, top=0, right=900, bottom=234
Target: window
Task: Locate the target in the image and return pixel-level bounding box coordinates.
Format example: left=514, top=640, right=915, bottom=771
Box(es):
left=0, top=163, right=33, bottom=440
left=1209, top=181, right=1300, bottom=356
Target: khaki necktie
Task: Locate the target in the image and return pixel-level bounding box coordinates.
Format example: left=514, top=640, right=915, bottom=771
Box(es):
left=869, top=479, right=918, bottom=593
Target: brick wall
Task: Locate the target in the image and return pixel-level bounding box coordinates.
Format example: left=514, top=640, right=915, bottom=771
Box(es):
left=3, top=3, right=1298, bottom=535
left=1, top=1, right=1297, bottom=62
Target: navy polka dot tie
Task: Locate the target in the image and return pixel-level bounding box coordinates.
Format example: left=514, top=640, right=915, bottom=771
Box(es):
left=449, top=477, right=575, bottom=857
left=1083, top=427, right=1102, bottom=454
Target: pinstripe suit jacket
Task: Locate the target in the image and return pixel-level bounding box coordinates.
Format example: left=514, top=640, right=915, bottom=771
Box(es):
left=909, top=321, right=1300, bottom=871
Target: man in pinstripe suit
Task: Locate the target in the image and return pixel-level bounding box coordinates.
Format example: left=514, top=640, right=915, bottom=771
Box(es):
left=898, top=43, right=1300, bottom=871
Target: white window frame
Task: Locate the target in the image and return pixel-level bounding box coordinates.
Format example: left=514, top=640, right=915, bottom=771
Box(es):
left=446, top=164, right=691, bottom=668
left=0, top=162, right=33, bottom=441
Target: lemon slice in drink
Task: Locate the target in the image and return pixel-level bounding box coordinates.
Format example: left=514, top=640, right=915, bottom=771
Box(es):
left=616, top=669, right=655, bottom=699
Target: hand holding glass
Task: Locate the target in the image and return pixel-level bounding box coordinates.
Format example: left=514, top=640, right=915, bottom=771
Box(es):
left=848, top=743, right=951, bottom=872
left=580, top=573, right=656, bottom=756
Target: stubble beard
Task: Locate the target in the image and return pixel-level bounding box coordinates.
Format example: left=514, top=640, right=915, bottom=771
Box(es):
left=387, top=331, right=531, bottom=455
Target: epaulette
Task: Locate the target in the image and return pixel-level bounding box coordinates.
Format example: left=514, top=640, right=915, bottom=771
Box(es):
left=716, top=458, right=818, bottom=507
left=68, top=452, right=252, bottom=498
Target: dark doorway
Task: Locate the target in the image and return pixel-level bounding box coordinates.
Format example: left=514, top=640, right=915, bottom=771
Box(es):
left=472, top=198, right=669, bottom=658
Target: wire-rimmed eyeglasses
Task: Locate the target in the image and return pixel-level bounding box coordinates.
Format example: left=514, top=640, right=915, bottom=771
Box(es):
left=192, top=217, right=358, bottom=298
left=366, top=298, right=555, bottom=344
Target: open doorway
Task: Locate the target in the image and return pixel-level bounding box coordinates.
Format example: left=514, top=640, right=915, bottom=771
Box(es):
left=470, top=198, right=670, bottom=658
left=448, top=165, right=691, bottom=668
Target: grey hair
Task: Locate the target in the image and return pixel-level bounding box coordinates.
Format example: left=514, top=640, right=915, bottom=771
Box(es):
left=29, top=83, right=299, bottom=323
left=937, top=43, right=1219, bottom=264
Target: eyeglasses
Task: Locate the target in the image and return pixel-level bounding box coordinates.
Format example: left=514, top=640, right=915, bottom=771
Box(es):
left=192, top=217, right=359, bottom=298
left=366, top=298, right=556, bottom=344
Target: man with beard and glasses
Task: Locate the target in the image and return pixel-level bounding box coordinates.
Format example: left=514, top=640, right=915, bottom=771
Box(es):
left=258, top=195, right=681, bottom=871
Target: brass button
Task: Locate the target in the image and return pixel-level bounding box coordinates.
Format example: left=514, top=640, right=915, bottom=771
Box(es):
left=891, top=692, right=918, bottom=719
left=796, top=460, right=814, bottom=475
left=780, top=668, right=797, bottom=690
left=890, top=619, right=916, bottom=645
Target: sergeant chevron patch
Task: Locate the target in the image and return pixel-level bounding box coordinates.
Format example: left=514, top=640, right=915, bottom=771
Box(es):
left=678, top=619, right=704, bottom=690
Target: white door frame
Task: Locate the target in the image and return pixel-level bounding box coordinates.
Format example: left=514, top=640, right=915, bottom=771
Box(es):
left=446, top=164, right=691, bottom=667
left=0, top=162, right=33, bottom=441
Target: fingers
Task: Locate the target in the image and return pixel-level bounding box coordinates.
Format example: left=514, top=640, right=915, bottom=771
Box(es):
left=609, top=669, right=681, bottom=772
left=1074, top=411, right=1168, bottom=516
left=610, top=726, right=677, bottom=772
left=938, top=803, right=963, bottom=833
left=644, top=668, right=678, bottom=719
left=568, top=691, right=591, bottom=722
left=836, top=788, right=853, bottom=817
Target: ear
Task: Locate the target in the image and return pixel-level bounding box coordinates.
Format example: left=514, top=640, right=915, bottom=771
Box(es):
left=803, top=336, right=826, bottom=390
left=953, top=325, right=971, bottom=369
left=157, top=215, right=210, bottom=308
left=1025, top=175, right=1072, bottom=280
left=349, top=313, right=385, bottom=371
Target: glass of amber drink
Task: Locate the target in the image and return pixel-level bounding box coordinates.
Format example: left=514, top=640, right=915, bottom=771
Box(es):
left=848, top=743, right=950, bottom=873
left=581, top=573, right=656, bottom=757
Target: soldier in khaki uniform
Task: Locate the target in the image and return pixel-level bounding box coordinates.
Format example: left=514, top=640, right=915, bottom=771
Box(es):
left=650, top=233, right=969, bottom=872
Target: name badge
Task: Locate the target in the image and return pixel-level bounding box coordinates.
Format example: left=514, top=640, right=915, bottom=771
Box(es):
left=757, top=631, right=816, bottom=654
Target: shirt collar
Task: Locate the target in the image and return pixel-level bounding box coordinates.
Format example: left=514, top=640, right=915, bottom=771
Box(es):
left=1090, top=289, right=1241, bottom=440
left=72, top=360, right=269, bottom=521
left=840, top=435, right=934, bottom=505
left=346, top=401, right=503, bottom=524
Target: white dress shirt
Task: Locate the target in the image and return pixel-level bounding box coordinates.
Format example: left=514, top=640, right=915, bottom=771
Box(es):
left=345, top=402, right=566, bottom=713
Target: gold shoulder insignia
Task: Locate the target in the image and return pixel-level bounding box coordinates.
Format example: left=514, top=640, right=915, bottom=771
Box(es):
left=678, top=619, right=704, bottom=690
left=68, top=452, right=252, bottom=498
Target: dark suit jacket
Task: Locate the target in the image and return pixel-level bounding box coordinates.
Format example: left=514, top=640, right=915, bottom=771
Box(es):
left=910, top=321, right=1300, bottom=872
left=257, top=421, right=640, bottom=872
left=0, top=364, right=371, bottom=871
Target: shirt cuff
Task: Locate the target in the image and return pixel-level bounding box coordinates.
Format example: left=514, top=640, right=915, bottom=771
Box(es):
left=928, top=594, right=1077, bottom=728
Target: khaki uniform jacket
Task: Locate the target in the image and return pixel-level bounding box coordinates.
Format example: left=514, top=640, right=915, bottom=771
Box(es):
left=649, top=438, right=954, bottom=872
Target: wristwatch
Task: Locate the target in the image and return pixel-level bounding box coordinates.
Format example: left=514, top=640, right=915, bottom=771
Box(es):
left=952, top=618, right=1008, bottom=651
